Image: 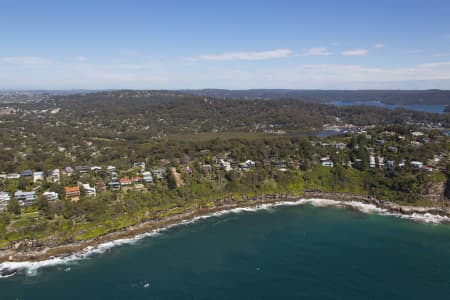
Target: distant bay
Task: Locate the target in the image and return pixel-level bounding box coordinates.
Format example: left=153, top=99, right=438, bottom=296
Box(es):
left=2, top=204, right=450, bottom=299
left=331, top=100, right=447, bottom=114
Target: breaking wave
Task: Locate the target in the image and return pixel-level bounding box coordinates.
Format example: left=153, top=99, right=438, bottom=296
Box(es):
left=1, top=198, right=448, bottom=278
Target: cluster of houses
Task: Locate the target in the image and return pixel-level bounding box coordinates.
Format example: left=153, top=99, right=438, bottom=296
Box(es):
left=0, top=162, right=169, bottom=210
left=0, top=128, right=444, bottom=211
left=316, top=129, right=440, bottom=172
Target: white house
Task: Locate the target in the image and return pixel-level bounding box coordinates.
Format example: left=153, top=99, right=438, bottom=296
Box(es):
left=410, top=161, right=424, bottom=169
left=219, top=159, right=232, bottom=171
left=14, top=190, right=37, bottom=206
left=369, top=155, right=376, bottom=168
left=49, top=169, right=60, bottom=183
left=133, top=162, right=146, bottom=171
left=142, top=171, right=153, bottom=183
left=378, top=156, right=385, bottom=169
left=81, top=183, right=96, bottom=197
left=0, top=192, right=10, bottom=211
left=6, top=173, right=20, bottom=180
left=321, top=157, right=334, bottom=167
left=43, top=191, right=59, bottom=201
left=152, top=168, right=166, bottom=180
left=33, top=171, right=45, bottom=183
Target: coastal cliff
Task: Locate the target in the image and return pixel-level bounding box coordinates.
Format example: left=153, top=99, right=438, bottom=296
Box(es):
left=1, top=191, right=448, bottom=268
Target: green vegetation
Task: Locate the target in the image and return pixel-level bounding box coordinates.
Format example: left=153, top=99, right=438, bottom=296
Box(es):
left=0, top=91, right=448, bottom=249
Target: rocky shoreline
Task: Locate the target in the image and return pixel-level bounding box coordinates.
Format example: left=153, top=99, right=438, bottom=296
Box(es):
left=0, top=192, right=448, bottom=273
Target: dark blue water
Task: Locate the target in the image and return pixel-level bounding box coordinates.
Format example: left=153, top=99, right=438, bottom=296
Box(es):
left=331, top=100, right=447, bottom=114
left=2, top=205, right=450, bottom=299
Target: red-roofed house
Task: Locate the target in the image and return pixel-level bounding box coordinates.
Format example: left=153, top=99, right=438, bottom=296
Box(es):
left=65, top=186, right=80, bottom=202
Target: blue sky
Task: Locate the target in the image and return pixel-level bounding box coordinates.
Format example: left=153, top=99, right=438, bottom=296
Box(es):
left=1, top=0, right=450, bottom=89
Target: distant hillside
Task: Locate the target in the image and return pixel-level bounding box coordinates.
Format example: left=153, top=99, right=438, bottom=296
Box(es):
left=180, top=89, right=450, bottom=105
left=48, top=90, right=449, bottom=136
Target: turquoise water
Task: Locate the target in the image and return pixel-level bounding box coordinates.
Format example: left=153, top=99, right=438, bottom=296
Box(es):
left=331, top=100, right=447, bottom=114
left=2, top=205, right=450, bottom=299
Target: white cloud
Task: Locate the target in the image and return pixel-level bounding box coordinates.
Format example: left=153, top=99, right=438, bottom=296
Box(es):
left=196, top=49, right=293, bottom=61
left=374, top=43, right=385, bottom=49
left=0, top=56, right=54, bottom=66
left=416, top=61, right=450, bottom=68
left=299, top=47, right=332, bottom=56
left=341, top=49, right=369, bottom=56
left=2, top=53, right=450, bottom=89
left=75, top=56, right=87, bottom=62
left=432, top=52, right=450, bottom=57
left=407, top=49, right=424, bottom=54
left=119, top=50, right=142, bottom=56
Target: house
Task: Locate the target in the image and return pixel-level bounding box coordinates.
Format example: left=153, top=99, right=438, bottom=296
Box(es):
left=132, top=176, right=142, bottom=183
left=410, top=161, right=424, bottom=169
left=398, top=160, right=406, bottom=167
left=387, top=146, right=398, bottom=152
left=0, top=192, right=10, bottom=211
left=386, top=160, right=395, bottom=170
left=33, top=171, right=45, bottom=183
left=342, top=161, right=352, bottom=168
left=64, top=166, right=75, bottom=176
left=91, top=166, right=102, bottom=172
left=229, top=160, right=239, bottom=169
left=375, top=139, right=385, bottom=146
left=49, top=169, right=60, bottom=183
left=152, top=168, right=166, bottom=180
left=108, top=180, right=121, bottom=191
left=42, top=191, right=59, bottom=201
left=75, top=165, right=90, bottom=173
left=245, top=160, right=256, bottom=168
left=218, top=159, right=232, bottom=171
left=275, top=161, right=287, bottom=170
left=142, top=172, right=153, bottom=183
left=21, top=169, right=33, bottom=178
left=378, top=156, right=385, bottom=169
left=107, top=165, right=116, bottom=173
left=133, top=162, right=146, bottom=171
left=65, top=186, right=81, bottom=202
left=420, top=165, right=433, bottom=173
left=369, top=155, right=376, bottom=168
left=14, top=190, right=37, bottom=206
left=6, top=173, right=20, bottom=180
left=334, top=143, right=347, bottom=150
left=120, top=178, right=132, bottom=186
left=239, top=162, right=250, bottom=172
left=411, top=131, right=424, bottom=137
left=320, top=157, right=334, bottom=167
left=134, top=183, right=145, bottom=190
left=366, top=147, right=375, bottom=154
left=81, top=183, right=96, bottom=197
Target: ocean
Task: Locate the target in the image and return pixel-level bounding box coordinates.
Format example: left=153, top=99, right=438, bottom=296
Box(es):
left=2, top=202, right=450, bottom=299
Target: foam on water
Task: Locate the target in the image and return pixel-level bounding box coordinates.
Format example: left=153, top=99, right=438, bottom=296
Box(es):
left=1, top=198, right=448, bottom=278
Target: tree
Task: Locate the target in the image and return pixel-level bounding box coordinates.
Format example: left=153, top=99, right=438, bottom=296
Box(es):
left=167, top=167, right=177, bottom=190
left=7, top=198, right=21, bottom=215
left=37, top=195, right=51, bottom=218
